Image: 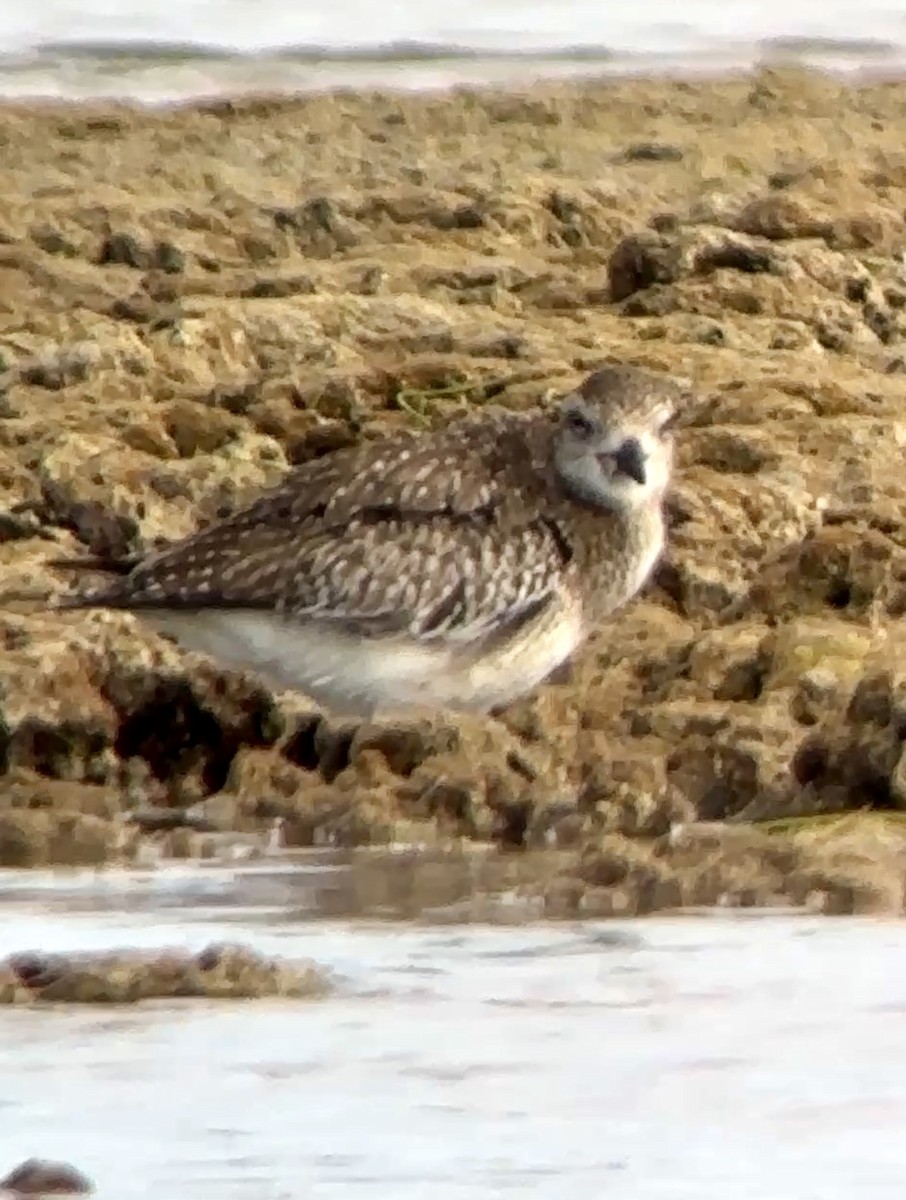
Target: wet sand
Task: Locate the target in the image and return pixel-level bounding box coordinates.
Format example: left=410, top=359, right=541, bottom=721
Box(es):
left=3, top=862, right=906, bottom=1197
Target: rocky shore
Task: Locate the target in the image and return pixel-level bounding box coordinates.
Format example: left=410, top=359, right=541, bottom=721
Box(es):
left=3, top=67, right=906, bottom=913
left=0, top=942, right=330, bottom=1004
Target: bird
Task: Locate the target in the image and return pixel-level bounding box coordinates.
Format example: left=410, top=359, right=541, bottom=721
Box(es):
left=47, top=363, right=684, bottom=717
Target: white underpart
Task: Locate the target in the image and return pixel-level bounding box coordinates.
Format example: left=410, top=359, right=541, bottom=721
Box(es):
left=139, top=601, right=585, bottom=716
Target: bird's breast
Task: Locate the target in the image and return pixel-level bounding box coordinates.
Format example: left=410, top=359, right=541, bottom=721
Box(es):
left=577, top=504, right=666, bottom=622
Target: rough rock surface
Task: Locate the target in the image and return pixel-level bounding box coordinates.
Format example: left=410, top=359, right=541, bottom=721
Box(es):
left=4, top=69, right=906, bottom=912
left=0, top=942, right=330, bottom=1003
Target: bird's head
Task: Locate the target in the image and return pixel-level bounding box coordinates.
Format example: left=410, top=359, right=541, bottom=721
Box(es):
left=553, top=364, right=683, bottom=512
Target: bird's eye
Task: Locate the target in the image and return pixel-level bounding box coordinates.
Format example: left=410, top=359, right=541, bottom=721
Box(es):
left=565, top=409, right=595, bottom=439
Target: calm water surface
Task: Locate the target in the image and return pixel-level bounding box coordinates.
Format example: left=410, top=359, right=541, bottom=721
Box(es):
left=2, top=857, right=906, bottom=1198
left=4, top=0, right=906, bottom=100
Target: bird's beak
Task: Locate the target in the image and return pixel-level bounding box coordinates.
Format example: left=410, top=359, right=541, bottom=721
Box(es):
left=611, top=438, right=647, bottom=485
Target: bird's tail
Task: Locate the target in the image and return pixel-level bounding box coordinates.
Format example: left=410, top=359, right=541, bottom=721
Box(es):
left=47, top=555, right=138, bottom=576
left=0, top=555, right=138, bottom=611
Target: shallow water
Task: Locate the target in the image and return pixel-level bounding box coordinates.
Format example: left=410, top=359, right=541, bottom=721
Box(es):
left=3, top=857, right=906, bottom=1197
left=4, top=0, right=906, bottom=100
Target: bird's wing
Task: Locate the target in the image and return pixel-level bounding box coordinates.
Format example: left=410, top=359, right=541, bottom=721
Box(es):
left=248, top=417, right=524, bottom=528
left=223, top=515, right=564, bottom=644
left=54, top=419, right=570, bottom=645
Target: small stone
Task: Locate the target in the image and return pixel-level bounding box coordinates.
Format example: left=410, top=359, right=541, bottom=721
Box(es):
left=864, top=304, right=898, bottom=344
left=30, top=224, right=78, bottom=257
left=453, top=202, right=486, bottom=229
left=150, top=240, right=186, bottom=274
left=18, top=345, right=98, bottom=391
left=620, top=285, right=679, bottom=316
left=0, top=811, right=123, bottom=869
left=126, top=805, right=216, bottom=832
left=733, top=194, right=829, bottom=240
left=693, top=239, right=777, bottom=275
left=273, top=197, right=359, bottom=250
left=96, top=231, right=149, bottom=268
left=768, top=168, right=807, bottom=189
left=308, top=378, right=361, bottom=422
left=349, top=721, right=459, bottom=777
left=184, top=793, right=240, bottom=831
left=0, top=1157, right=93, bottom=1196
left=109, top=294, right=159, bottom=324
left=0, top=510, right=47, bottom=542
left=815, top=322, right=851, bottom=352
left=0, top=944, right=330, bottom=1004
left=695, top=323, right=728, bottom=346
left=356, top=265, right=386, bottom=295
left=649, top=211, right=680, bottom=233
left=480, top=333, right=526, bottom=359
left=240, top=275, right=316, bottom=299
left=164, top=400, right=238, bottom=457
left=241, top=233, right=279, bottom=262
left=827, top=213, right=898, bottom=252
left=608, top=231, right=683, bottom=301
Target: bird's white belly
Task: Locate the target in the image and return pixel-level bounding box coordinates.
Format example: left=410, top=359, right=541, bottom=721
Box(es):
left=462, top=600, right=585, bottom=710
left=135, top=601, right=584, bottom=717
left=139, top=609, right=451, bottom=713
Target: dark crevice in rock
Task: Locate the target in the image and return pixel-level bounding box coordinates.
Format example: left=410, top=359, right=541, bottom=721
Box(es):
left=11, top=720, right=107, bottom=779
left=106, top=678, right=276, bottom=797
left=283, top=716, right=322, bottom=773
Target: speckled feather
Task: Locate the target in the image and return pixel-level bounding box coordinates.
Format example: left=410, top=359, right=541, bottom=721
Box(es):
left=56, top=413, right=573, bottom=645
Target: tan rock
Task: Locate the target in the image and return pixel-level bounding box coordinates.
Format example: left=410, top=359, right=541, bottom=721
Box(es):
left=6, top=70, right=906, bottom=910
left=732, top=193, right=830, bottom=240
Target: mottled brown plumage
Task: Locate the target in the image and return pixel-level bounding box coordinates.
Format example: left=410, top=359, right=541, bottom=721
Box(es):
left=52, top=364, right=684, bottom=714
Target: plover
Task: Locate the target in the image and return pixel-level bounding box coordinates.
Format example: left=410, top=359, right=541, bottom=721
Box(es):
left=50, top=364, right=682, bottom=715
